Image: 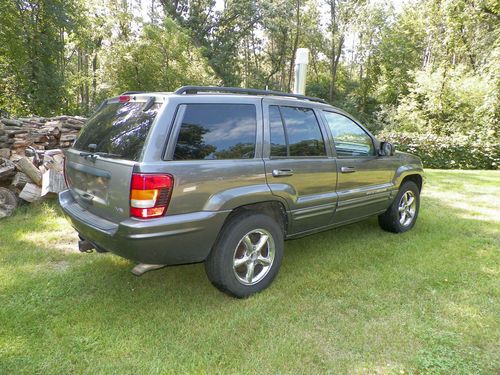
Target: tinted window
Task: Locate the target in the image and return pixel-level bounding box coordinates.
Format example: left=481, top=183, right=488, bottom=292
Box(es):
left=269, top=106, right=287, bottom=157
left=73, top=101, right=160, bottom=161
left=323, top=112, right=374, bottom=157
left=174, top=104, right=257, bottom=160
left=280, top=106, right=326, bottom=156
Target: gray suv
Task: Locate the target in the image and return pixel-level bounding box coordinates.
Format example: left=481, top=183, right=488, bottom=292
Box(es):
left=59, top=86, right=423, bottom=298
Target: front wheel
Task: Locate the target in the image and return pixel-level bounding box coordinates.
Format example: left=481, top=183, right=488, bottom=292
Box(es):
left=378, top=180, right=420, bottom=233
left=205, top=212, right=284, bottom=298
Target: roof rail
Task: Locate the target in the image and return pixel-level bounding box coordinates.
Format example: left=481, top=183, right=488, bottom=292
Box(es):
left=174, top=86, right=328, bottom=104
left=121, top=91, right=145, bottom=95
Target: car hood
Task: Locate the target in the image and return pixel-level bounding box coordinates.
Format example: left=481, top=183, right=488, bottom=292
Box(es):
left=395, top=150, right=423, bottom=168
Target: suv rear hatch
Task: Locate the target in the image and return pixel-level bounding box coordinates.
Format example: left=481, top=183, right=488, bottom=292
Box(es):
left=65, top=95, right=162, bottom=223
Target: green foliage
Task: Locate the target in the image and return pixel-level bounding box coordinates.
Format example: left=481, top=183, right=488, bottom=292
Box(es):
left=376, top=7, right=427, bottom=104
left=0, top=0, right=80, bottom=116
left=102, top=19, right=216, bottom=95
left=378, top=131, right=499, bottom=169
left=0, top=0, right=498, bottom=169
left=383, top=67, right=498, bottom=136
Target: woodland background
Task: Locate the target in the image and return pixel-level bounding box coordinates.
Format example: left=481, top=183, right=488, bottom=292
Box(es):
left=0, top=0, right=498, bottom=168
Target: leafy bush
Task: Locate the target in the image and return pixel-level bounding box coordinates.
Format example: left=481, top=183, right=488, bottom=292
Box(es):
left=378, top=132, right=499, bottom=170
left=380, top=66, right=499, bottom=136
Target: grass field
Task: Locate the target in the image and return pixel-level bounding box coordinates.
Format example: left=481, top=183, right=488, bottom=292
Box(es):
left=0, top=170, right=498, bottom=374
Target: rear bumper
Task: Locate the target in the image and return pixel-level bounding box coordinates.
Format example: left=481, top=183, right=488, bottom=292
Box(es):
left=58, top=189, right=229, bottom=265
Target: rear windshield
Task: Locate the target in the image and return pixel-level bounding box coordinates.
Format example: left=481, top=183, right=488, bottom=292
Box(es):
left=73, top=101, right=160, bottom=161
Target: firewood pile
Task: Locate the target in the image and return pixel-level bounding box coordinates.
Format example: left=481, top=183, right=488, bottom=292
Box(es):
left=0, top=116, right=87, bottom=219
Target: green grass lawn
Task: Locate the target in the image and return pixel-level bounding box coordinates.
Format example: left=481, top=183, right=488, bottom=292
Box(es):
left=0, top=170, right=498, bottom=374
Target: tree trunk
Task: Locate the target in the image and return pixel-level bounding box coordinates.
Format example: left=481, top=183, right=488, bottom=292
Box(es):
left=330, top=35, right=344, bottom=101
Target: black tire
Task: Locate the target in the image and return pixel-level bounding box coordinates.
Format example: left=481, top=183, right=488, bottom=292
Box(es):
left=378, top=180, right=420, bottom=233
left=205, top=212, right=284, bottom=298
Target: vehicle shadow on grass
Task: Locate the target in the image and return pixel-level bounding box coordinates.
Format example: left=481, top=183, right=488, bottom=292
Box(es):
left=2, top=195, right=496, bottom=306
left=0, top=196, right=497, bottom=373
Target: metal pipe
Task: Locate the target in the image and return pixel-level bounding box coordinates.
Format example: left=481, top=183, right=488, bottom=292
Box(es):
left=131, top=263, right=166, bottom=276
left=293, top=48, right=309, bottom=95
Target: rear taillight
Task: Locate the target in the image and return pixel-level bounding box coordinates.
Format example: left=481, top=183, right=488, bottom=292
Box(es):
left=119, top=95, right=130, bottom=103
left=130, top=173, right=173, bottom=219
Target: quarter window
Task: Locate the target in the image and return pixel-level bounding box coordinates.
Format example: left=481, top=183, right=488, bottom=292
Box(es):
left=173, top=104, right=257, bottom=160
left=323, top=112, right=374, bottom=157
left=269, top=106, right=326, bottom=157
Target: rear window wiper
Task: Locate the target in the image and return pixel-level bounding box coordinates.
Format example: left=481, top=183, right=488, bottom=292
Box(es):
left=94, top=151, right=123, bottom=158
left=142, top=96, right=155, bottom=112
left=79, top=151, right=122, bottom=160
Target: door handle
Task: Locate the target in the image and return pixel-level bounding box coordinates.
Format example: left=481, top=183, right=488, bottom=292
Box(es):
left=341, top=166, right=356, bottom=173
left=272, top=169, right=294, bottom=177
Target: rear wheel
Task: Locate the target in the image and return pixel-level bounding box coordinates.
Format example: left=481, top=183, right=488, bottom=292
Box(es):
left=205, top=212, right=284, bottom=298
left=378, top=180, right=420, bottom=233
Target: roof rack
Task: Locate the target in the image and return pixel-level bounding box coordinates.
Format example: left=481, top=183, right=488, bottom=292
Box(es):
left=174, top=86, right=328, bottom=104
left=121, top=91, right=145, bottom=95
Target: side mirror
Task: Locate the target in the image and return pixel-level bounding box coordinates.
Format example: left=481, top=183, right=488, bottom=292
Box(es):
left=379, top=141, right=395, bottom=156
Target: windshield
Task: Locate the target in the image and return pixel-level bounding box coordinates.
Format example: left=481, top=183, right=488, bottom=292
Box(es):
left=73, top=101, right=160, bottom=161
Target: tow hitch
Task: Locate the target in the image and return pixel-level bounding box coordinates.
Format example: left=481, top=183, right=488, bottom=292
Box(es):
left=78, top=239, right=94, bottom=253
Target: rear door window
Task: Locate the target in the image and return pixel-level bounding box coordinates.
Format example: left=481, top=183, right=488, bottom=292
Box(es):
left=269, top=105, right=287, bottom=157
left=73, top=101, right=160, bottom=161
left=269, top=106, right=326, bottom=157
left=173, top=104, right=257, bottom=160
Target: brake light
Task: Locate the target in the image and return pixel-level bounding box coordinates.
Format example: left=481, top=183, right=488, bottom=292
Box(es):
left=119, top=95, right=130, bottom=103
left=130, top=173, right=173, bottom=219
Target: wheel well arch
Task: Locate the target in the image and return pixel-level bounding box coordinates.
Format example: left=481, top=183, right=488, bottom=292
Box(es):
left=401, top=174, right=423, bottom=192
left=223, top=201, right=289, bottom=236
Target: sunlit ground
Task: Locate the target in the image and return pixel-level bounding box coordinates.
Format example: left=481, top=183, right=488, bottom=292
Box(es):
left=0, top=169, right=498, bottom=374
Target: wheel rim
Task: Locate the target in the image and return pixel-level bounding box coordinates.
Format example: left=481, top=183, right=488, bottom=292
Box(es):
left=398, top=190, right=417, bottom=227
left=232, top=229, right=275, bottom=286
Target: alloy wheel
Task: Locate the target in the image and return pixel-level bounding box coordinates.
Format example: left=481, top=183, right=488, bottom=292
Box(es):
left=232, top=229, right=275, bottom=286
left=398, top=190, right=417, bottom=226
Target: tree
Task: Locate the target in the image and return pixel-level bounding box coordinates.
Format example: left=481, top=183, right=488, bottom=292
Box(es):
left=0, top=0, right=79, bottom=116
left=102, top=18, right=216, bottom=94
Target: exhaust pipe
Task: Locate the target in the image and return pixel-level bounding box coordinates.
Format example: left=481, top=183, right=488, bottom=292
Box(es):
left=131, top=263, right=166, bottom=276
left=293, top=48, right=309, bottom=95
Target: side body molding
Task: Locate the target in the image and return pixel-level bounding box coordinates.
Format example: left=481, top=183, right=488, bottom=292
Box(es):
left=203, top=184, right=289, bottom=212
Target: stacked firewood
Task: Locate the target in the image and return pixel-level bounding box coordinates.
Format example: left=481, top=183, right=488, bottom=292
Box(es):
left=0, top=115, right=86, bottom=219
left=0, top=115, right=86, bottom=158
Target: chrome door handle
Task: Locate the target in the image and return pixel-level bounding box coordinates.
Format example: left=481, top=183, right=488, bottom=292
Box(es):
left=341, top=166, right=356, bottom=173
left=272, top=169, right=294, bottom=177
